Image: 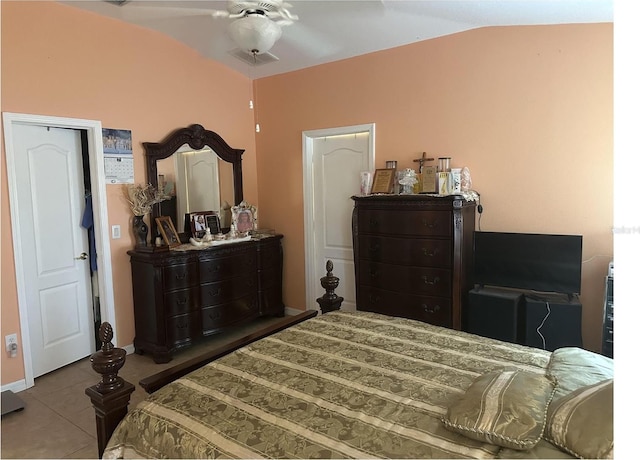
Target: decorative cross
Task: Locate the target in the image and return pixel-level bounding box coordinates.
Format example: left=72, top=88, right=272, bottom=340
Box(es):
left=413, top=152, right=434, bottom=173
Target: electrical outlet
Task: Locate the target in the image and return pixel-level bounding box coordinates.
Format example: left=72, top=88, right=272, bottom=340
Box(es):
left=5, top=334, right=18, bottom=357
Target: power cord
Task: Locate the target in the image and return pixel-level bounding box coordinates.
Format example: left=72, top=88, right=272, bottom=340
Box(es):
left=536, top=301, right=551, bottom=351
left=476, top=193, right=483, bottom=231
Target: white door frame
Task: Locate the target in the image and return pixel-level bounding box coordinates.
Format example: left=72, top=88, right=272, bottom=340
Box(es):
left=3, top=112, right=116, bottom=390
left=302, top=123, right=375, bottom=311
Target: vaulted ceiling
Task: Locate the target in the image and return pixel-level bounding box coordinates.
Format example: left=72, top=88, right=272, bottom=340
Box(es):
left=62, top=1, right=613, bottom=79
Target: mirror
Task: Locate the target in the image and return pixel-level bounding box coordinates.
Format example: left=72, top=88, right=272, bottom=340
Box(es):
left=144, top=124, right=244, bottom=240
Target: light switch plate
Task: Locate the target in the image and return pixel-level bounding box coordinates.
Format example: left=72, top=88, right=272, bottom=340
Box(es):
left=112, top=225, right=121, bottom=239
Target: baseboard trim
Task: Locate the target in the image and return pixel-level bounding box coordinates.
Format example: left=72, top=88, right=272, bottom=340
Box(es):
left=1, top=379, right=27, bottom=394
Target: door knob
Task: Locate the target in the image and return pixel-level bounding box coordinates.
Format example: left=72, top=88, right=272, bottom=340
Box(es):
left=75, top=252, right=88, bottom=260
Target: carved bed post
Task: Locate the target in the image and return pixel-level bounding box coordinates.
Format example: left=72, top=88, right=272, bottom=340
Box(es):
left=85, top=323, right=135, bottom=458
left=316, top=260, right=344, bottom=313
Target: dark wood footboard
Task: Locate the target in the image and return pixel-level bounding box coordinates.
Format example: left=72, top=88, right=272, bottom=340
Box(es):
left=86, top=260, right=344, bottom=457
left=139, top=310, right=318, bottom=393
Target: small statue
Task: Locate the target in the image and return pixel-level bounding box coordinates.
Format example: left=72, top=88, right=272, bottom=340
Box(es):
left=398, top=168, right=418, bottom=194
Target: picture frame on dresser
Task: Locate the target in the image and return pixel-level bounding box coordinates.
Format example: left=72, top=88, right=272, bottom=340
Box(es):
left=231, top=201, right=257, bottom=234
left=156, top=216, right=180, bottom=247
left=189, top=211, right=217, bottom=238
left=371, top=168, right=395, bottom=194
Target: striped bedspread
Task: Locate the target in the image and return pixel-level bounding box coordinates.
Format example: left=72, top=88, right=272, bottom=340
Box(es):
left=103, top=310, right=556, bottom=459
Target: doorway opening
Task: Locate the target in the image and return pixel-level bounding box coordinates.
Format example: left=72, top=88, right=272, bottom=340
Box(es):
left=302, top=124, right=375, bottom=313
left=3, top=113, right=116, bottom=391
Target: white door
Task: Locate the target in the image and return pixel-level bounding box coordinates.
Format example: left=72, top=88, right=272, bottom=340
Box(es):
left=303, top=124, right=375, bottom=312
left=12, top=124, right=95, bottom=378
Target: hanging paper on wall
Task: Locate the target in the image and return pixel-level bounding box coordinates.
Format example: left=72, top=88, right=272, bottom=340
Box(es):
left=102, top=128, right=133, bottom=184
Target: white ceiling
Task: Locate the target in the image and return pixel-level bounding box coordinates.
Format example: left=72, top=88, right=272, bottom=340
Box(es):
left=61, top=0, right=613, bottom=79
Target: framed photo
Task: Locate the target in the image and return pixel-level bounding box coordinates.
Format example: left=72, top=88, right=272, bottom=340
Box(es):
left=206, top=214, right=221, bottom=234
left=231, top=201, right=257, bottom=235
left=155, top=216, right=181, bottom=248
left=189, top=211, right=218, bottom=238
left=371, top=168, right=396, bottom=194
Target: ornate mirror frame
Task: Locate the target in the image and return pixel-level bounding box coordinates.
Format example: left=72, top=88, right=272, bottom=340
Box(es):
left=144, top=124, right=244, bottom=239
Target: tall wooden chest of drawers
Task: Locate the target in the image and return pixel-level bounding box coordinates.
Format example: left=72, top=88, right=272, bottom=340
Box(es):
left=128, top=235, right=283, bottom=363
left=352, top=195, right=476, bottom=330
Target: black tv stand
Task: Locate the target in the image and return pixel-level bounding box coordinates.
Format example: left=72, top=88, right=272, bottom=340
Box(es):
left=466, top=286, right=583, bottom=351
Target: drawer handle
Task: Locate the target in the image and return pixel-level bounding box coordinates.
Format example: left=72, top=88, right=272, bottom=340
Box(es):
left=369, top=218, right=379, bottom=228
left=209, top=288, right=221, bottom=298
left=176, top=298, right=187, bottom=306
left=209, top=311, right=221, bottom=320
left=369, top=270, right=378, bottom=280
left=422, top=276, right=440, bottom=286
left=368, top=244, right=380, bottom=255
left=177, top=322, right=188, bottom=329
left=421, top=218, right=438, bottom=229
left=368, top=294, right=381, bottom=305
left=422, top=247, right=438, bottom=257
left=422, top=304, right=441, bottom=314
left=175, top=272, right=187, bottom=280
left=208, top=265, right=221, bottom=273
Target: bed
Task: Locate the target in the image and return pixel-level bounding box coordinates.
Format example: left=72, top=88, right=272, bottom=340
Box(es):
left=87, top=267, right=613, bottom=459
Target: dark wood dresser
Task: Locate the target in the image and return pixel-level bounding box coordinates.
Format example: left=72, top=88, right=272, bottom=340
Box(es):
left=352, top=195, right=476, bottom=330
left=128, top=235, right=284, bottom=362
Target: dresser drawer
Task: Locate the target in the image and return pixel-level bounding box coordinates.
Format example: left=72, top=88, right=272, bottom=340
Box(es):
left=258, top=267, right=280, bottom=290
left=163, top=262, right=198, bottom=291
left=199, top=252, right=256, bottom=283
left=200, top=275, right=258, bottom=307
left=357, top=209, right=452, bottom=237
left=257, top=241, right=281, bottom=269
left=167, top=312, right=202, bottom=347
left=358, top=235, right=451, bottom=268
left=358, top=286, right=452, bottom=328
left=164, top=288, right=198, bottom=316
left=202, top=296, right=259, bottom=334
left=358, top=261, right=451, bottom=297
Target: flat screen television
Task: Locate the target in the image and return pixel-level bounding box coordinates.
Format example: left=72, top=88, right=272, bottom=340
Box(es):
left=473, top=231, right=583, bottom=295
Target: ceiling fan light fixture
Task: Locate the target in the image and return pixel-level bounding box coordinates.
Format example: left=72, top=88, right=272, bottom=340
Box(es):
left=228, top=15, right=282, bottom=55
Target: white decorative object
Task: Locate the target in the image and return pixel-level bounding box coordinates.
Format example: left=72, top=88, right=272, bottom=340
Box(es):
left=461, top=167, right=472, bottom=191
left=398, top=168, right=418, bottom=194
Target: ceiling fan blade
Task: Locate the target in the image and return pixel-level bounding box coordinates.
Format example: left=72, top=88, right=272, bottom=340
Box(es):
left=118, top=5, right=222, bottom=21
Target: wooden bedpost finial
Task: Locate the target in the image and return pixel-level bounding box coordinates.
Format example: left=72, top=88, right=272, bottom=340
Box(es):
left=90, top=322, right=127, bottom=394
left=316, top=260, right=344, bottom=314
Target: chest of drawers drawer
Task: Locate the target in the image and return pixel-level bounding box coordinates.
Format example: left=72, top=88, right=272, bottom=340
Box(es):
left=358, top=235, right=451, bottom=268
left=199, top=275, right=258, bottom=307
left=202, top=295, right=259, bottom=334
left=358, top=285, right=452, bottom=328
left=357, top=209, right=452, bottom=237
left=163, top=262, right=198, bottom=290
left=358, top=260, right=451, bottom=297
left=164, top=288, right=198, bottom=316
left=199, top=252, right=256, bottom=283
left=166, top=312, right=202, bottom=347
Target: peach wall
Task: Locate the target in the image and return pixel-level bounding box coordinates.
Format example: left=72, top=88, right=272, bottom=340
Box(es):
left=255, top=24, right=613, bottom=352
left=1, top=1, right=258, bottom=385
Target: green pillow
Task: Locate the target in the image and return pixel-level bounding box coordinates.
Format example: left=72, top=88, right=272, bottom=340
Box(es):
left=545, top=379, right=613, bottom=459
left=442, top=369, right=557, bottom=450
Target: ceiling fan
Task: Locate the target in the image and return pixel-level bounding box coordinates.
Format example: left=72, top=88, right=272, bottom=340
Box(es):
left=109, top=0, right=298, bottom=57
left=218, top=0, right=299, bottom=56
